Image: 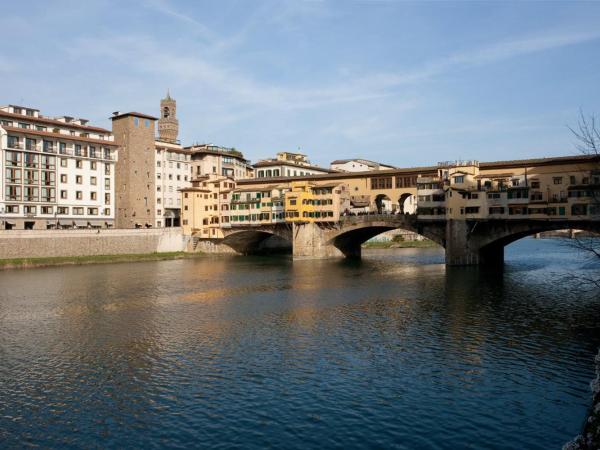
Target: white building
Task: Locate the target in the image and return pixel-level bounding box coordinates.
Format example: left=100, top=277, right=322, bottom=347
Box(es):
left=330, top=158, right=395, bottom=172
left=0, top=105, right=117, bottom=230
left=155, top=140, right=192, bottom=227
left=254, top=151, right=330, bottom=178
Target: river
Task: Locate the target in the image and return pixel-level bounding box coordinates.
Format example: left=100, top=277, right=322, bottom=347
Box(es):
left=0, top=238, right=598, bottom=449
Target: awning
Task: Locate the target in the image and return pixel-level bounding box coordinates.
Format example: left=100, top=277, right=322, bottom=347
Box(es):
left=88, top=220, right=104, bottom=227
left=5, top=221, right=15, bottom=225
left=46, top=220, right=58, bottom=225
left=145, top=223, right=153, bottom=227
left=57, top=220, right=69, bottom=226
left=74, top=220, right=88, bottom=227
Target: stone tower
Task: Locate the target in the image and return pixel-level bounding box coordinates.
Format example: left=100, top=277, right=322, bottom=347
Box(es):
left=158, top=90, right=179, bottom=143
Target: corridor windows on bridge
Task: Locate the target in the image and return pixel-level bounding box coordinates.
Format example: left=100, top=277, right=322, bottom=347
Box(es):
left=371, top=177, right=392, bottom=189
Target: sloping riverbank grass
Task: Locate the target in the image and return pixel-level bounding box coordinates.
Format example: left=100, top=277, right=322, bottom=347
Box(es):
left=0, top=252, right=205, bottom=270
left=362, top=239, right=439, bottom=249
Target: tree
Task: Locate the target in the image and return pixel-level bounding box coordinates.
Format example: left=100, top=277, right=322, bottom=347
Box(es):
left=563, top=111, right=600, bottom=450
left=567, top=111, right=600, bottom=289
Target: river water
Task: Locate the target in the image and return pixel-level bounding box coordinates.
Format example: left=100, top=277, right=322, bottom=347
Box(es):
left=0, top=239, right=599, bottom=449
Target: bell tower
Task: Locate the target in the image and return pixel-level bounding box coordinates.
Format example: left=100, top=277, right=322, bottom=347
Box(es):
left=158, top=90, right=179, bottom=143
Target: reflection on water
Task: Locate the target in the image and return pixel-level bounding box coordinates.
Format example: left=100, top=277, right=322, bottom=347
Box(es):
left=0, top=239, right=598, bottom=449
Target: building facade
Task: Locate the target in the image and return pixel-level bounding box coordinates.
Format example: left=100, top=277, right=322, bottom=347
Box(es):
left=186, top=144, right=254, bottom=180
left=0, top=105, right=117, bottom=230
left=111, top=111, right=157, bottom=228
left=330, top=158, right=395, bottom=172
left=254, top=151, right=331, bottom=178
left=417, top=158, right=600, bottom=220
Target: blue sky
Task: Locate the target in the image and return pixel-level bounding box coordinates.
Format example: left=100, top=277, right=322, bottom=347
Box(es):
left=1, top=0, right=600, bottom=167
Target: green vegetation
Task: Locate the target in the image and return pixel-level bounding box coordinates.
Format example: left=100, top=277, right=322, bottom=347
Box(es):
left=0, top=252, right=204, bottom=270
left=362, top=238, right=439, bottom=249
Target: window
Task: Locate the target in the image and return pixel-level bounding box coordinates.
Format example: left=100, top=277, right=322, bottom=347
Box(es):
left=530, top=191, right=543, bottom=201
left=104, top=208, right=110, bottom=215
left=6, top=205, right=19, bottom=213
left=73, top=207, right=84, bottom=215
left=90, top=176, right=97, bottom=185
left=23, top=186, right=38, bottom=201
left=76, top=175, right=83, bottom=184
left=24, top=205, right=36, bottom=214
left=41, top=187, right=54, bottom=202
left=105, top=164, right=111, bottom=175
left=75, top=144, right=82, bottom=156
left=61, top=158, right=68, bottom=168
left=134, top=117, right=139, bottom=127
left=59, top=142, right=67, bottom=154
left=144, top=119, right=150, bottom=128
left=5, top=185, right=21, bottom=200
left=88, top=208, right=98, bottom=215
left=60, top=174, right=67, bottom=183
left=76, top=160, right=83, bottom=169
left=57, top=207, right=68, bottom=215
left=570, top=175, right=576, bottom=185
left=553, top=177, right=562, bottom=184
left=104, top=178, right=110, bottom=189
left=76, top=191, right=83, bottom=200
left=60, top=190, right=67, bottom=199
left=7, top=135, right=19, bottom=149
left=25, top=138, right=36, bottom=151
left=531, top=181, right=540, bottom=189
left=454, top=176, right=464, bottom=184
left=41, top=206, right=53, bottom=214
left=90, top=192, right=97, bottom=201
left=91, top=161, right=97, bottom=170
left=105, top=193, right=111, bottom=205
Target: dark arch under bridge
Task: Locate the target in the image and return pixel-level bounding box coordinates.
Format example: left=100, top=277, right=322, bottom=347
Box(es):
left=220, top=224, right=293, bottom=255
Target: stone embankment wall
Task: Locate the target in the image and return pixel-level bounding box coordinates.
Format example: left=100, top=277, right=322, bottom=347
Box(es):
left=0, top=228, right=189, bottom=259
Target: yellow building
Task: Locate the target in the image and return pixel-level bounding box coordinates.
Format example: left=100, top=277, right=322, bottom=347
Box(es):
left=180, top=174, right=235, bottom=238
left=284, top=181, right=350, bottom=222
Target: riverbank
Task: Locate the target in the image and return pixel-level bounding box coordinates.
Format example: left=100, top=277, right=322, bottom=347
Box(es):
left=0, top=251, right=205, bottom=270
left=565, top=349, right=600, bottom=450
left=362, top=239, right=439, bottom=249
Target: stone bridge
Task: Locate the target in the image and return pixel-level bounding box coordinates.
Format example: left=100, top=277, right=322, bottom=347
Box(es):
left=195, top=214, right=600, bottom=265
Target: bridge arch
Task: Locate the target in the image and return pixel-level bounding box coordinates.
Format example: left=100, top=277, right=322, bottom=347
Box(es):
left=220, top=227, right=292, bottom=255
left=461, top=220, right=600, bottom=265
left=325, top=216, right=446, bottom=258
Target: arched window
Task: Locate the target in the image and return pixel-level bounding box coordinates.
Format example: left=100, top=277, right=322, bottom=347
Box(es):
left=163, top=107, right=170, bottom=118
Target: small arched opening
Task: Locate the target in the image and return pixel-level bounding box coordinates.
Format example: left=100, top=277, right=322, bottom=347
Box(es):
left=374, top=194, right=392, bottom=214
left=398, top=193, right=415, bottom=215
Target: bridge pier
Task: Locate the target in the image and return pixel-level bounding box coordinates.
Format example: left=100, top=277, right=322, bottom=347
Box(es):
left=292, top=222, right=345, bottom=259
left=445, top=220, right=504, bottom=266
